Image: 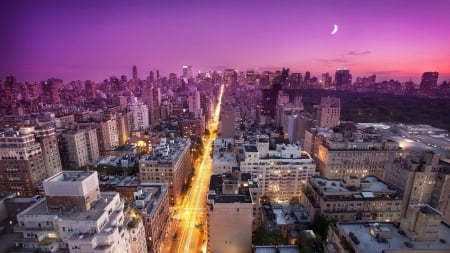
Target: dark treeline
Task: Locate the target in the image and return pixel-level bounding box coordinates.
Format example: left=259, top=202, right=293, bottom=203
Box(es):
left=285, top=89, right=450, bottom=131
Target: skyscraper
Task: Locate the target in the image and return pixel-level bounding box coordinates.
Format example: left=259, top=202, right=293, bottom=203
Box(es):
left=420, top=71, right=439, bottom=90
left=148, top=70, right=155, bottom=83
left=132, top=65, right=138, bottom=80
left=334, top=68, right=352, bottom=89
left=182, top=65, right=193, bottom=79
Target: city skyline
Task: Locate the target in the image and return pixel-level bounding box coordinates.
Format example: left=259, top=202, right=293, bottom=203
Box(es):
left=1, top=0, right=450, bottom=83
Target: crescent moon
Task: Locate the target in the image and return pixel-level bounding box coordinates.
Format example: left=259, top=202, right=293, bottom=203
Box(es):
left=331, top=24, right=338, bottom=35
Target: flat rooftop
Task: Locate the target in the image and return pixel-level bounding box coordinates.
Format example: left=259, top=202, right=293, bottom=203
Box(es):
left=45, top=171, right=95, bottom=182
left=311, top=176, right=400, bottom=201
left=208, top=173, right=256, bottom=204
left=141, top=138, right=189, bottom=164
left=338, top=222, right=450, bottom=253
left=254, top=246, right=299, bottom=253
left=19, top=192, right=118, bottom=222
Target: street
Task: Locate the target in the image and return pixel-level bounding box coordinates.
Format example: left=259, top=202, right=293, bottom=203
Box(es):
left=163, top=84, right=224, bottom=253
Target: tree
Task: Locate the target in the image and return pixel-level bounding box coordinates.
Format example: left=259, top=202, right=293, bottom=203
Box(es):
left=263, top=230, right=286, bottom=245
left=254, top=226, right=265, bottom=245
left=312, top=215, right=331, bottom=239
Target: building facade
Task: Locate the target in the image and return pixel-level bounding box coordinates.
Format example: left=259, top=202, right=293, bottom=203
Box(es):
left=240, top=137, right=317, bottom=202
left=14, top=171, right=140, bottom=253
left=139, top=138, right=192, bottom=205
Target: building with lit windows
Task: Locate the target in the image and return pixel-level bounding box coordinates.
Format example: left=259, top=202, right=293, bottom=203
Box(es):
left=313, top=96, right=341, bottom=128
left=239, top=135, right=317, bottom=202
left=78, top=117, right=120, bottom=155
left=384, top=151, right=450, bottom=223
left=128, top=97, right=150, bottom=131
left=139, top=138, right=191, bottom=205
left=0, top=127, right=62, bottom=197
left=302, top=176, right=402, bottom=222
left=334, top=68, right=352, bottom=90
left=133, top=183, right=169, bottom=253
left=14, top=171, right=141, bottom=253
left=307, top=125, right=404, bottom=179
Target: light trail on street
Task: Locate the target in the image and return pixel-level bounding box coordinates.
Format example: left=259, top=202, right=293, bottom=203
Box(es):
left=170, top=84, right=224, bottom=253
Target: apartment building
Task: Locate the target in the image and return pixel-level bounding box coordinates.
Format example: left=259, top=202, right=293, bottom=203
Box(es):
left=139, top=138, right=191, bottom=205
left=240, top=136, right=317, bottom=202
left=309, top=126, right=403, bottom=179
left=0, top=127, right=62, bottom=196
left=59, top=128, right=99, bottom=168
left=133, top=183, right=170, bottom=253
left=14, top=171, right=141, bottom=253
left=302, top=176, right=402, bottom=222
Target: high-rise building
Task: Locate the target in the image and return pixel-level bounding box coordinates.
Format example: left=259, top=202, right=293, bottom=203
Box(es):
left=85, top=80, right=97, bottom=99
left=0, top=127, right=62, bottom=196
left=207, top=170, right=260, bottom=253
left=77, top=117, right=120, bottom=155
left=302, top=175, right=402, bottom=222
left=14, top=171, right=143, bottom=253
left=59, top=128, right=100, bottom=169
left=3, top=75, right=18, bottom=107
left=41, top=78, right=61, bottom=104
left=240, top=137, right=317, bottom=202
left=148, top=70, right=155, bottom=83
left=133, top=183, right=170, bottom=253
left=420, top=71, right=439, bottom=90
left=219, top=104, right=236, bottom=139
left=34, top=127, right=63, bottom=178
left=321, top=72, right=332, bottom=88
left=384, top=151, right=450, bottom=222
left=132, top=65, right=138, bottom=81
left=139, top=138, right=192, bottom=205
left=311, top=127, right=403, bottom=179
left=182, top=65, right=193, bottom=79
left=188, top=87, right=201, bottom=118
left=334, top=68, right=352, bottom=89
left=128, top=97, right=150, bottom=131
left=313, top=96, right=341, bottom=128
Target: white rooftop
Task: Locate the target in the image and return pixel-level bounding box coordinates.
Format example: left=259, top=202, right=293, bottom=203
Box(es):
left=339, top=222, right=450, bottom=253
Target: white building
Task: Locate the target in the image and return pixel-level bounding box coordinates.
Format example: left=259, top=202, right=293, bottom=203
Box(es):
left=212, top=151, right=238, bottom=174
left=240, top=135, right=317, bottom=202
left=14, top=171, right=142, bottom=253
left=188, top=87, right=202, bottom=118
left=128, top=97, right=150, bottom=131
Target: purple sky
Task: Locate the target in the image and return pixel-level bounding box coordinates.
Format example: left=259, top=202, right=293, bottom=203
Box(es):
left=1, top=0, right=450, bottom=83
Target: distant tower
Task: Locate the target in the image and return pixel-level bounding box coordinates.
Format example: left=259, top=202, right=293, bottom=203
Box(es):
left=85, top=80, right=97, bottom=99
left=148, top=71, right=155, bottom=83
left=132, top=65, right=138, bottom=81
left=321, top=73, right=332, bottom=88
left=420, top=72, right=439, bottom=90
left=156, top=70, right=160, bottom=81
left=334, top=68, right=352, bottom=90
left=304, top=71, right=311, bottom=85
left=4, top=75, right=17, bottom=106
left=182, top=65, right=193, bottom=79
left=314, top=96, right=341, bottom=128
